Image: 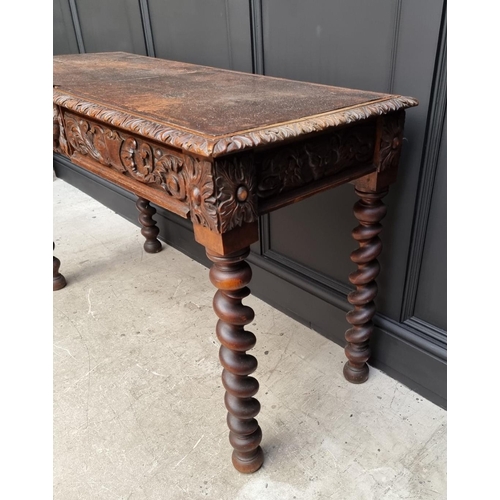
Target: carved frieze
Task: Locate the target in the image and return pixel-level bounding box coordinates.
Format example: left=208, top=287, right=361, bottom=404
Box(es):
left=62, top=112, right=219, bottom=231
left=59, top=110, right=259, bottom=233
left=378, top=111, right=406, bottom=172
left=256, top=123, right=376, bottom=198
left=56, top=109, right=408, bottom=234
left=59, top=112, right=259, bottom=234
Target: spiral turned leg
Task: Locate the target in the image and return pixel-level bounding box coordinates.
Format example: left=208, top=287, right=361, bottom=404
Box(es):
left=344, top=188, right=388, bottom=384
left=207, top=248, right=264, bottom=473
left=136, top=197, right=162, bottom=253
left=53, top=242, right=66, bottom=291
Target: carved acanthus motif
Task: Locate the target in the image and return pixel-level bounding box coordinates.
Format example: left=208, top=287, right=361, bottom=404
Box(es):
left=215, top=157, right=258, bottom=233
left=65, top=114, right=119, bottom=166
left=63, top=112, right=219, bottom=231
left=378, top=111, right=406, bottom=172
left=256, top=124, right=375, bottom=198
left=256, top=149, right=305, bottom=198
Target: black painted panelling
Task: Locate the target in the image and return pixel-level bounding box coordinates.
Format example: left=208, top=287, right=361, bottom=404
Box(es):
left=379, top=0, right=446, bottom=320
left=249, top=0, right=265, bottom=74
left=269, top=184, right=357, bottom=285
left=138, top=0, right=156, bottom=57
left=400, top=11, right=446, bottom=324
left=262, top=0, right=398, bottom=91
left=53, top=0, right=78, bottom=55
left=148, top=0, right=253, bottom=72
left=263, top=0, right=445, bottom=322
left=414, top=116, right=447, bottom=330
left=75, top=0, right=147, bottom=55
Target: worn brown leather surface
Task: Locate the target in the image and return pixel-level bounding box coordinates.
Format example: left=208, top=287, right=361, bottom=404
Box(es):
left=54, top=52, right=390, bottom=136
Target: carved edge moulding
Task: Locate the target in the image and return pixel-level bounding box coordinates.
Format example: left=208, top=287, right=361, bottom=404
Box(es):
left=54, top=102, right=409, bottom=236
left=53, top=88, right=417, bottom=157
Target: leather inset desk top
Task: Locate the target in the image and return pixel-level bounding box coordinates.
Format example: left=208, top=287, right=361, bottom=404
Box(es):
left=53, top=52, right=417, bottom=157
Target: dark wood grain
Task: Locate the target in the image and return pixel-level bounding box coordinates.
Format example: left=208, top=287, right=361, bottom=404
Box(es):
left=53, top=242, right=67, bottom=291
left=207, top=248, right=264, bottom=473
left=136, top=197, right=162, bottom=253
left=53, top=52, right=418, bottom=472
left=54, top=52, right=389, bottom=134
left=344, top=189, right=388, bottom=383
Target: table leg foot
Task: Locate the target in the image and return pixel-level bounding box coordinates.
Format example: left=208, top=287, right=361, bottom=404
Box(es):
left=343, top=360, right=369, bottom=384
left=136, top=197, right=162, bottom=253
left=207, top=248, right=264, bottom=474
left=344, top=188, right=388, bottom=384
left=232, top=445, right=264, bottom=474
left=53, top=242, right=66, bottom=291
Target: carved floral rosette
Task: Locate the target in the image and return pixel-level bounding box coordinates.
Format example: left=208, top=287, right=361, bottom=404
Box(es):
left=214, top=156, right=258, bottom=233
left=378, top=110, right=406, bottom=172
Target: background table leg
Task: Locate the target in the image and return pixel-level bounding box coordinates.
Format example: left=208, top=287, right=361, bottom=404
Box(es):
left=53, top=241, right=67, bottom=291
left=206, top=248, right=264, bottom=473
left=136, top=197, right=162, bottom=253
left=344, top=188, right=388, bottom=384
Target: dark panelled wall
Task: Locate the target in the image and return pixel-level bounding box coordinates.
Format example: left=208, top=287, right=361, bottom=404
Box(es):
left=53, top=0, right=447, bottom=408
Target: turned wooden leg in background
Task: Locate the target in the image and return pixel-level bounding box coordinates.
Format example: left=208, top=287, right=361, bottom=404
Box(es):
left=344, top=188, right=388, bottom=384
left=207, top=248, right=264, bottom=473
left=53, top=242, right=66, bottom=291
left=136, top=197, right=162, bottom=253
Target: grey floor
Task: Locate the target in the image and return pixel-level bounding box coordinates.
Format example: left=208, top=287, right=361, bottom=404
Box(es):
left=53, top=178, right=446, bottom=500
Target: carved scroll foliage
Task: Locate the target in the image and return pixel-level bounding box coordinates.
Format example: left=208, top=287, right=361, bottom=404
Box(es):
left=215, top=156, right=258, bottom=233
left=65, top=114, right=120, bottom=165
left=378, top=111, right=406, bottom=172
left=121, top=137, right=155, bottom=179
left=256, top=124, right=375, bottom=198
left=63, top=112, right=218, bottom=231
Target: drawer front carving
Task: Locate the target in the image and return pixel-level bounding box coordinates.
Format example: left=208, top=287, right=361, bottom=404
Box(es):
left=255, top=122, right=376, bottom=199
left=60, top=111, right=219, bottom=231
left=56, top=110, right=261, bottom=234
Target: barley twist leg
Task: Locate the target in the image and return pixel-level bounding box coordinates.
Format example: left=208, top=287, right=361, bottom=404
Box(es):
left=136, top=197, right=162, bottom=253
left=207, top=248, right=264, bottom=473
left=344, top=188, right=388, bottom=383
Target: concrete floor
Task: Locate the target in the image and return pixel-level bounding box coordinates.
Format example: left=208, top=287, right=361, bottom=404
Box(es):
left=53, top=178, right=446, bottom=500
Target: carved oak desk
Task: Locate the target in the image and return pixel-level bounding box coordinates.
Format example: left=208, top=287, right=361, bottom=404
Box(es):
left=53, top=52, right=417, bottom=473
